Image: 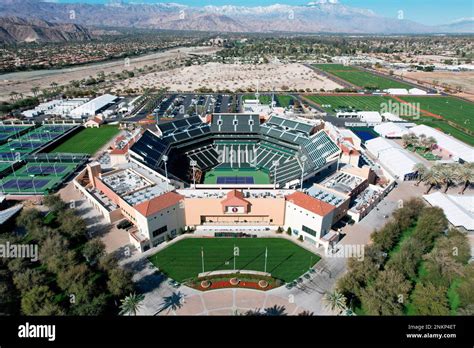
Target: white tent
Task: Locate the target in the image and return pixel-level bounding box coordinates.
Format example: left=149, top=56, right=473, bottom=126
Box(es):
left=366, top=137, right=421, bottom=180
left=410, top=125, right=474, bottom=162
left=424, top=192, right=474, bottom=231
left=374, top=122, right=410, bottom=138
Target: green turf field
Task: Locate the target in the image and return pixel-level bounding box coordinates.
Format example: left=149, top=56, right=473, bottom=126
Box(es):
left=313, top=64, right=413, bottom=90
left=49, top=125, right=120, bottom=155
left=405, top=117, right=474, bottom=146
left=306, top=95, right=414, bottom=114
left=397, top=96, right=474, bottom=133
left=148, top=238, right=320, bottom=283
left=204, top=167, right=271, bottom=185
left=242, top=94, right=294, bottom=108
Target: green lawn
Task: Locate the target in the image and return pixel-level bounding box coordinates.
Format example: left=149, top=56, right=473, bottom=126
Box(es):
left=403, top=116, right=474, bottom=146
left=148, top=237, right=320, bottom=283
left=49, top=126, right=120, bottom=155
left=306, top=95, right=406, bottom=114
left=397, top=96, right=474, bottom=133
left=313, top=64, right=413, bottom=89
left=204, top=168, right=271, bottom=185
left=242, top=94, right=294, bottom=108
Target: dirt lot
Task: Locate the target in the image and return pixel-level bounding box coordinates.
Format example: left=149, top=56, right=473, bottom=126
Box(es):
left=0, top=46, right=219, bottom=101
left=113, top=62, right=343, bottom=93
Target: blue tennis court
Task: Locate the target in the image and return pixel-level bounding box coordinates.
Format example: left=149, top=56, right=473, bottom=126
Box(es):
left=216, top=176, right=254, bottom=184
left=3, top=178, right=50, bottom=190
left=25, top=165, right=67, bottom=175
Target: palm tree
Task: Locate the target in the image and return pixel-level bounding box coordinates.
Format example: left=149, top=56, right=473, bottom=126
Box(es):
left=422, top=168, right=442, bottom=194
left=119, top=293, right=145, bottom=316
left=436, top=164, right=455, bottom=193
left=323, top=290, right=347, bottom=314
left=158, top=291, right=185, bottom=314
left=413, top=163, right=427, bottom=186
left=425, top=136, right=437, bottom=151
left=31, top=86, right=40, bottom=98
left=455, top=163, right=474, bottom=194
left=401, top=133, right=417, bottom=148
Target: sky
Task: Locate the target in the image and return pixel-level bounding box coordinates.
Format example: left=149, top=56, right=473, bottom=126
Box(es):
left=54, top=0, right=473, bottom=25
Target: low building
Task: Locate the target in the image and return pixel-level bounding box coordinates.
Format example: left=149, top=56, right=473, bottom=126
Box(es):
left=84, top=115, right=104, bottom=128
left=365, top=137, right=421, bottom=180
left=374, top=122, right=410, bottom=138
left=424, top=192, right=474, bottom=232
left=70, top=94, right=119, bottom=119
left=410, top=124, right=474, bottom=163
left=384, top=88, right=409, bottom=95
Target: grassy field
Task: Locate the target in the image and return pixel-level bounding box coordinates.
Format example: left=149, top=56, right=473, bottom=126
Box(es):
left=242, top=94, right=294, bottom=108
left=313, top=64, right=413, bottom=90
left=306, top=95, right=402, bottom=113
left=204, top=168, right=271, bottom=185
left=406, top=117, right=474, bottom=146
left=49, top=125, right=120, bottom=155
left=148, top=238, right=320, bottom=283
left=397, top=96, right=474, bottom=133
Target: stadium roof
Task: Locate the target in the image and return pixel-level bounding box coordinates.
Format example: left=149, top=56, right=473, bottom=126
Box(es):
left=134, top=191, right=184, bottom=217
left=210, top=113, right=260, bottom=133
left=410, top=125, right=474, bottom=162
left=423, top=192, right=474, bottom=231
left=157, top=116, right=204, bottom=136
left=285, top=191, right=335, bottom=216
left=365, top=137, right=420, bottom=179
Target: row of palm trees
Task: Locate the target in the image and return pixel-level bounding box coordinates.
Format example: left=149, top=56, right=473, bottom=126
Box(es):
left=414, top=162, right=474, bottom=194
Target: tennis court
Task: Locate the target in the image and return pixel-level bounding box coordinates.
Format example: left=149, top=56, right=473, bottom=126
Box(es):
left=2, top=178, right=52, bottom=191
left=204, top=168, right=271, bottom=185
left=23, top=164, right=68, bottom=175
left=216, top=176, right=254, bottom=184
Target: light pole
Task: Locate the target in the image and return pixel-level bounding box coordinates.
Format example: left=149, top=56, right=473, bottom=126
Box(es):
left=190, top=160, right=197, bottom=188
left=272, top=160, right=279, bottom=189
left=30, top=174, right=36, bottom=195
left=300, top=155, right=307, bottom=191
left=162, top=155, right=169, bottom=192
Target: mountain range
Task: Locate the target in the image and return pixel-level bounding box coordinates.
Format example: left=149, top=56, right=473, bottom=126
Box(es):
left=0, top=0, right=472, bottom=43
left=0, top=16, right=92, bottom=43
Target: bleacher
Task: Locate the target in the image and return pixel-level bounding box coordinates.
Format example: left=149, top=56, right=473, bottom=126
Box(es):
left=186, top=144, right=219, bottom=170
left=301, top=130, right=340, bottom=171
left=129, top=130, right=170, bottom=169
left=264, top=115, right=314, bottom=135
left=211, top=114, right=260, bottom=134
left=214, top=140, right=258, bottom=168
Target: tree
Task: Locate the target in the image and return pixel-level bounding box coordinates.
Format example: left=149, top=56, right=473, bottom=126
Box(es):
left=16, top=208, right=43, bottom=234
left=31, top=86, right=40, bottom=97
left=119, top=293, right=145, bottom=316
left=410, top=282, right=450, bottom=315
left=323, top=290, right=347, bottom=314
left=21, top=286, right=55, bottom=315
left=413, top=163, right=427, bottom=186
left=423, top=248, right=464, bottom=286
left=412, top=207, right=448, bottom=253
left=435, top=164, right=455, bottom=193
left=386, top=238, right=424, bottom=280
left=70, top=293, right=108, bottom=316
left=0, top=269, right=18, bottom=315
left=360, top=269, right=411, bottom=315
left=454, top=163, right=474, bottom=194
left=43, top=194, right=66, bottom=213
left=57, top=209, right=87, bottom=240
left=13, top=269, right=47, bottom=294
left=57, top=264, right=90, bottom=293
left=82, top=238, right=105, bottom=265
left=107, top=268, right=134, bottom=297
left=422, top=168, right=442, bottom=194
left=40, top=235, right=74, bottom=273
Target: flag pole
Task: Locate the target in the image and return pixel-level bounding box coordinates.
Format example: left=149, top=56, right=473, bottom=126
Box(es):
left=201, top=247, right=205, bottom=273
left=264, top=247, right=268, bottom=273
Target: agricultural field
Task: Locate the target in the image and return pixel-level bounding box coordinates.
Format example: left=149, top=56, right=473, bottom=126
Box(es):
left=313, top=64, right=413, bottom=90
left=49, top=125, right=120, bottom=155
left=148, top=237, right=320, bottom=283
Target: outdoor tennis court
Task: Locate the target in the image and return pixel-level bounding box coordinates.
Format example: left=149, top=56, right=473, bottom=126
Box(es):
left=204, top=168, right=271, bottom=185
left=24, top=164, right=68, bottom=175
left=216, top=176, right=254, bottom=184
left=2, top=178, right=51, bottom=191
